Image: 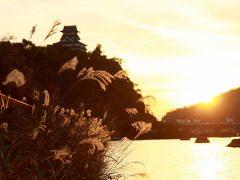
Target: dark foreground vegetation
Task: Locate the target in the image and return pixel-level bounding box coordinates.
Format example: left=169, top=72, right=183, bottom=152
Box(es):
left=0, top=97, right=112, bottom=179
left=0, top=39, right=157, bottom=138
left=0, top=36, right=153, bottom=179
left=2, top=37, right=240, bottom=141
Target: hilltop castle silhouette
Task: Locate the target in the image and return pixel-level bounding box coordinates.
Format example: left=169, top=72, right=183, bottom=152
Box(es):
left=54, top=25, right=87, bottom=52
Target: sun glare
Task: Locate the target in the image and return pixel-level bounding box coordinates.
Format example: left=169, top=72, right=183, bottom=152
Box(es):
left=192, top=142, right=226, bottom=180
left=179, top=55, right=239, bottom=106
left=124, top=51, right=240, bottom=118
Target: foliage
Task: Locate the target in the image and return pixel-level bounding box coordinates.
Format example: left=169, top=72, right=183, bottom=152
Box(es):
left=0, top=39, right=155, bottom=179
left=0, top=97, right=112, bottom=179
left=0, top=66, right=152, bottom=179
left=0, top=39, right=158, bottom=138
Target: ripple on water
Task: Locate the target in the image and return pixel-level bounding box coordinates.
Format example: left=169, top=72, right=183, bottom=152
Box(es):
left=107, top=138, right=240, bottom=180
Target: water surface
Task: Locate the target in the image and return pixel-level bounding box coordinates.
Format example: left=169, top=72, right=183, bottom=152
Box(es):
left=108, top=138, right=240, bottom=180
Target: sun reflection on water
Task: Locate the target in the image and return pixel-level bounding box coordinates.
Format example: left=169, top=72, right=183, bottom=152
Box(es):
left=191, top=143, right=226, bottom=180
left=111, top=138, right=240, bottom=180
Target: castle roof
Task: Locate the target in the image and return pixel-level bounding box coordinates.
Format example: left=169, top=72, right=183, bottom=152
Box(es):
left=61, top=25, right=79, bottom=33
left=53, top=25, right=86, bottom=52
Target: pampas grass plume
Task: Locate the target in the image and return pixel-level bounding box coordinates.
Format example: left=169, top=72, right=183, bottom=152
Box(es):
left=2, top=69, right=26, bottom=87
left=80, top=70, right=114, bottom=91
left=50, top=148, right=72, bottom=165
left=33, top=88, right=40, bottom=101
left=54, top=105, right=61, bottom=115
left=40, top=110, right=47, bottom=123
left=114, top=70, right=128, bottom=79
left=77, top=67, right=87, bottom=78
left=125, top=108, right=138, bottom=117
left=58, top=56, right=79, bottom=74
left=59, top=107, right=65, bottom=116
left=42, top=90, right=50, bottom=107
left=30, top=24, right=37, bottom=39
left=131, top=121, right=152, bottom=139
left=80, top=138, right=104, bottom=155
left=43, top=20, right=61, bottom=42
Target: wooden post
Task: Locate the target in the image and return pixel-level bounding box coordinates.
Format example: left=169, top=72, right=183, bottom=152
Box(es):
left=0, top=91, right=32, bottom=126
left=0, top=91, right=32, bottom=109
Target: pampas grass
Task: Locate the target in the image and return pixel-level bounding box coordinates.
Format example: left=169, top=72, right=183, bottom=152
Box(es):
left=80, top=70, right=114, bottom=91
left=0, top=54, right=152, bottom=179
left=61, top=67, right=116, bottom=100
left=43, top=20, right=61, bottom=42
left=29, top=24, right=37, bottom=39
left=77, top=67, right=114, bottom=91
left=114, top=70, right=128, bottom=79
left=2, top=69, right=26, bottom=87
left=125, top=108, right=138, bottom=117
left=131, top=121, right=152, bottom=139
left=77, top=67, right=88, bottom=77
left=101, top=121, right=152, bottom=179
left=42, top=90, right=50, bottom=107
left=50, top=148, right=72, bottom=165
left=80, top=138, right=105, bottom=155
left=54, top=105, right=61, bottom=115
left=58, top=56, right=79, bottom=74
left=102, top=139, right=149, bottom=180
left=0, top=95, right=113, bottom=179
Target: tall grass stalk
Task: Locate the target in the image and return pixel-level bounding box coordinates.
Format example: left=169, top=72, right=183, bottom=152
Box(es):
left=101, top=121, right=152, bottom=179
left=0, top=99, right=113, bottom=179
left=0, top=51, right=152, bottom=179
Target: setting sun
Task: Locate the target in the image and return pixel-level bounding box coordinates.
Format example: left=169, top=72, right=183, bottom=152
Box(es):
left=123, top=50, right=240, bottom=118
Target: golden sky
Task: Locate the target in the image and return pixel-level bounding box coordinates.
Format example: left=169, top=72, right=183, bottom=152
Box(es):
left=1, top=0, right=240, bottom=119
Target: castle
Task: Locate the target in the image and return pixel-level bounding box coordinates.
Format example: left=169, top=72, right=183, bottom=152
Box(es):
left=54, top=25, right=87, bottom=52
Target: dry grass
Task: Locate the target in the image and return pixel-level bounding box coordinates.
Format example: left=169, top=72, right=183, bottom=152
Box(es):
left=43, top=20, right=61, bottom=42
left=102, top=141, right=149, bottom=180
left=61, top=66, right=116, bottom=100
left=0, top=99, right=113, bottom=179
left=77, top=67, right=114, bottom=91
left=58, top=56, right=79, bottom=74
left=101, top=121, right=152, bottom=180
left=0, top=58, right=152, bottom=179
left=0, top=95, right=151, bottom=179
left=2, top=69, right=26, bottom=87
left=0, top=64, right=114, bottom=179
left=29, top=24, right=37, bottom=40
left=114, top=70, right=128, bottom=79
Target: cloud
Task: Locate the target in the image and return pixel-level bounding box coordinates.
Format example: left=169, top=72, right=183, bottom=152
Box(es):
left=2, top=0, right=240, bottom=118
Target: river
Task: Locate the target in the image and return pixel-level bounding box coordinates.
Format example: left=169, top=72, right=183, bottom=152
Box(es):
left=107, top=138, right=240, bottom=180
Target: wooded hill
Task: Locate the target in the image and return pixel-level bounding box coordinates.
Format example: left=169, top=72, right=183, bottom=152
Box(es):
left=0, top=39, right=158, bottom=138
left=162, top=88, right=240, bottom=124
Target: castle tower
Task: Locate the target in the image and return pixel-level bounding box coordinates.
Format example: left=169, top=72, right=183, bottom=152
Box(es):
left=55, top=25, right=87, bottom=52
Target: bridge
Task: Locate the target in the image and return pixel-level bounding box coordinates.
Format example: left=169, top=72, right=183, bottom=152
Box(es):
left=177, top=122, right=240, bottom=127
left=174, top=122, right=240, bottom=137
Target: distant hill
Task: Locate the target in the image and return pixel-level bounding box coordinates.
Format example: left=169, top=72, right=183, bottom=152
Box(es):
left=162, top=88, right=240, bottom=124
